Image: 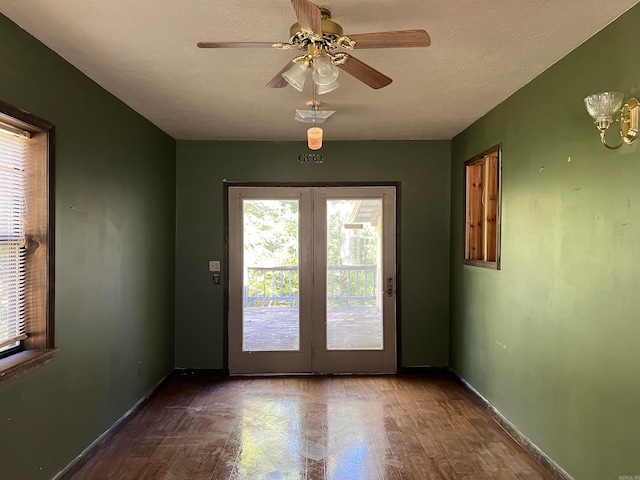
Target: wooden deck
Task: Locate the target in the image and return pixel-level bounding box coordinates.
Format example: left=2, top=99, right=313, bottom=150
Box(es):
left=243, top=306, right=383, bottom=351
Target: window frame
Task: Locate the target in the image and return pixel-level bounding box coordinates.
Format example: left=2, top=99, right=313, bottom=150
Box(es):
left=463, top=144, right=502, bottom=270
left=0, top=99, right=56, bottom=384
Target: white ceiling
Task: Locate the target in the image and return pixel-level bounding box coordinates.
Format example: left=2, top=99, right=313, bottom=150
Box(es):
left=1, top=0, right=638, bottom=141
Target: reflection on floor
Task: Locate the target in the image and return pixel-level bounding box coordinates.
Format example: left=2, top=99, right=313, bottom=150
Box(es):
left=64, top=374, right=552, bottom=480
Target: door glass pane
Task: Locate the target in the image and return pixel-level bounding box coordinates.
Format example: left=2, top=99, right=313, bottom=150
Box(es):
left=242, top=199, right=300, bottom=351
left=326, top=199, right=383, bottom=350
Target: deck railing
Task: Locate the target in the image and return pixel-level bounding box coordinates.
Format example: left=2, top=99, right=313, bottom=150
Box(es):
left=244, top=265, right=377, bottom=307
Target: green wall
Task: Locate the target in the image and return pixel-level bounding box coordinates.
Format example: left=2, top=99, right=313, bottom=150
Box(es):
left=450, top=5, right=640, bottom=480
left=0, top=14, right=176, bottom=480
left=5, top=2, right=638, bottom=478
left=175, top=140, right=451, bottom=369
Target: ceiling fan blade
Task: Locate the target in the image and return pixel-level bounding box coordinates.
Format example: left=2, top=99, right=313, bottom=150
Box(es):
left=337, top=55, right=392, bottom=89
left=197, top=41, right=279, bottom=48
left=347, top=29, right=431, bottom=49
left=266, top=60, right=296, bottom=88
left=291, top=0, right=322, bottom=35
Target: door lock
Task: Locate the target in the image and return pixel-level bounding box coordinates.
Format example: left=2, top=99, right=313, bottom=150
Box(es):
left=386, top=275, right=394, bottom=297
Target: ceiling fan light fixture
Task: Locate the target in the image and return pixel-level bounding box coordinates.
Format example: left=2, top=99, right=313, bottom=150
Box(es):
left=312, top=55, right=339, bottom=86
left=316, top=79, right=340, bottom=95
left=295, top=108, right=335, bottom=123
left=282, top=62, right=310, bottom=91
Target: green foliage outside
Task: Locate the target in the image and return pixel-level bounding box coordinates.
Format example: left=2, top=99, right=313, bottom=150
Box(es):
left=243, top=199, right=379, bottom=307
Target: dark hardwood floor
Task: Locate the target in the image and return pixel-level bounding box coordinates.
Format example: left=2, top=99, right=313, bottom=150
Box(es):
left=63, top=373, right=553, bottom=480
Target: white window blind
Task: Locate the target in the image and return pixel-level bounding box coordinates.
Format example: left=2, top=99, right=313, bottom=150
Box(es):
left=0, top=126, right=28, bottom=353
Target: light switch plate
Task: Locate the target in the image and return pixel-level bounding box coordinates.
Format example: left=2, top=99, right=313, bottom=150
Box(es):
left=209, top=260, right=220, bottom=272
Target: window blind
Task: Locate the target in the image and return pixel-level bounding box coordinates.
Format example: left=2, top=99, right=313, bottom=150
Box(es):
left=0, top=126, right=28, bottom=352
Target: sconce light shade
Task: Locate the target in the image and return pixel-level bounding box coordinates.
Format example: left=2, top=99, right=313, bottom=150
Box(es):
left=584, top=92, right=624, bottom=128
left=283, top=62, right=310, bottom=92
left=584, top=92, right=638, bottom=150
left=312, top=56, right=339, bottom=86
left=307, top=127, right=323, bottom=150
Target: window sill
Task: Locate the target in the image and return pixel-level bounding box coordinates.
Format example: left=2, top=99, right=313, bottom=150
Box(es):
left=0, top=349, right=58, bottom=385
left=463, top=259, right=500, bottom=270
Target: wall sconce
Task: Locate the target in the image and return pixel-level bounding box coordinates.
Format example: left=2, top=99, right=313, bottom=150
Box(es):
left=584, top=92, right=638, bottom=149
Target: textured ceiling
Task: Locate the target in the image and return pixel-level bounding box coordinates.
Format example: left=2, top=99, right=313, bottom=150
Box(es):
left=1, top=0, right=639, bottom=141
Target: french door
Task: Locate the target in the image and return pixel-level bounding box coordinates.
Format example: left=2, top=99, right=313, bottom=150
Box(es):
left=228, top=186, right=396, bottom=374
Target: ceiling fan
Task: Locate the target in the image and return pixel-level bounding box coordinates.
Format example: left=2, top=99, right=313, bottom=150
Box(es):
left=197, top=0, right=431, bottom=91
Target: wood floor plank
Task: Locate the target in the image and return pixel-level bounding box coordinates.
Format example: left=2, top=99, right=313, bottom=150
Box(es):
left=61, top=374, right=554, bottom=480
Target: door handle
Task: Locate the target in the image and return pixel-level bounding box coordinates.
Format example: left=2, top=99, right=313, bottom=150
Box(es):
left=386, top=275, right=394, bottom=297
